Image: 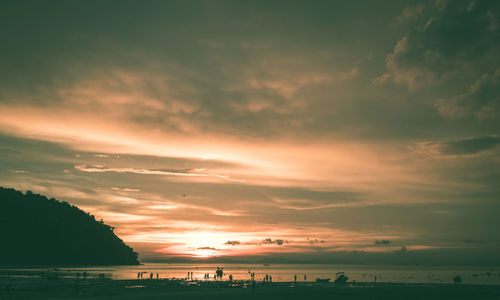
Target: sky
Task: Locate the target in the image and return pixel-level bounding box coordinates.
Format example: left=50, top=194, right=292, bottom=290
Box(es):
left=1, top=0, right=499, bottom=264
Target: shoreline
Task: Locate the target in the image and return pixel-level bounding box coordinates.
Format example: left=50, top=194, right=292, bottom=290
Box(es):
left=2, top=277, right=500, bottom=300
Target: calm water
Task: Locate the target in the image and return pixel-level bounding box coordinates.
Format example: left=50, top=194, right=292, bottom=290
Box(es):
left=4, top=263, right=500, bottom=285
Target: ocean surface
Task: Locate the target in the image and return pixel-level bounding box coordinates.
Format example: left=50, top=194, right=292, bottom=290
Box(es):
left=3, top=263, right=500, bottom=285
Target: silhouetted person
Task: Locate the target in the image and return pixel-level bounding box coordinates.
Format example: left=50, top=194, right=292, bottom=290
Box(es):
left=304, top=274, right=307, bottom=280
left=137, top=272, right=140, bottom=279
left=150, top=273, right=153, bottom=279
left=156, top=273, right=159, bottom=279
left=229, top=274, right=233, bottom=282
left=266, top=274, right=269, bottom=282
left=294, top=274, right=297, bottom=282
left=270, top=276, right=272, bottom=282
left=216, top=267, right=223, bottom=280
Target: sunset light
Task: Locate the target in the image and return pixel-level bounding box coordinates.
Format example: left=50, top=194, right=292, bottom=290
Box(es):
left=1, top=2, right=500, bottom=296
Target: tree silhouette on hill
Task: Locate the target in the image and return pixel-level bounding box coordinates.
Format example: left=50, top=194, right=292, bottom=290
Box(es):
left=0, top=187, right=139, bottom=266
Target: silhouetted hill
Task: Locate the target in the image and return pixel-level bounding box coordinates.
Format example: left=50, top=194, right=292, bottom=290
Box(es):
left=0, top=187, right=139, bottom=266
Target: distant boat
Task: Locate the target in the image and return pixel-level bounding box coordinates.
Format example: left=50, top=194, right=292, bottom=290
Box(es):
left=316, top=278, right=330, bottom=283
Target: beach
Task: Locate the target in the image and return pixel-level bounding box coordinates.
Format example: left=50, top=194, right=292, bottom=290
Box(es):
left=2, top=276, right=500, bottom=300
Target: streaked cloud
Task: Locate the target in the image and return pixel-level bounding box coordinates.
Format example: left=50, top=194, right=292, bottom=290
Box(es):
left=74, top=164, right=203, bottom=177
left=436, top=69, right=500, bottom=119
left=410, top=136, right=500, bottom=157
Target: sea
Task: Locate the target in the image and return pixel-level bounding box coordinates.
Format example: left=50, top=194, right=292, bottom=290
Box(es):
left=3, top=263, right=500, bottom=285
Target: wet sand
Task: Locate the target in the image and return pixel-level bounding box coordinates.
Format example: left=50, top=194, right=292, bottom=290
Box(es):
left=1, top=277, right=500, bottom=300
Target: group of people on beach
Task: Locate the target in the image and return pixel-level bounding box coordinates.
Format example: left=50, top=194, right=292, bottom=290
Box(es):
left=137, top=272, right=159, bottom=279
left=132, top=267, right=317, bottom=284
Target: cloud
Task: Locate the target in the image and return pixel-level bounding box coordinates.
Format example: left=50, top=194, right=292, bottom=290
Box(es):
left=111, top=187, right=141, bottom=192
left=440, top=136, right=500, bottom=155
left=411, top=136, right=500, bottom=157
left=74, top=164, right=245, bottom=183
left=307, top=238, right=326, bottom=244
left=269, top=189, right=363, bottom=210
left=393, top=3, right=426, bottom=25
left=436, top=69, right=500, bottom=119
left=225, top=240, right=240, bottom=246
left=8, top=170, right=28, bottom=174
left=262, top=238, right=287, bottom=246
left=74, top=164, right=202, bottom=177
left=1, top=1, right=500, bottom=263
left=224, top=238, right=288, bottom=246
left=378, top=1, right=500, bottom=90
left=245, top=72, right=333, bottom=99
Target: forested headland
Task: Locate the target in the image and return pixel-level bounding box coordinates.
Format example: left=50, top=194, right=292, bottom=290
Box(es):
left=0, top=187, right=139, bottom=266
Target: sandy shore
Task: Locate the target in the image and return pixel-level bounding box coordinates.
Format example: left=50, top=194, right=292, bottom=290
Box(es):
left=1, top=277, right=500, bottom=300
